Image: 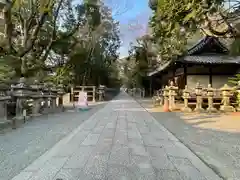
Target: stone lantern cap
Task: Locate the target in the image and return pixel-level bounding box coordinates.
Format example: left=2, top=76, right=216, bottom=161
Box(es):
left=57, top=84, right=65, bottom=95
left=195, top=82, right=202, bottom=89
left=207, top=84, right=214, bottom=92
left=168, top=81, right=178, bottom=90
left=0, top=83, right=11, bottom=101
left=41, top=83, right=51, bottom=98
left=30, top=80, right=44, bottom=99
left=11, top=77, right=32, bottom=97
left=0, top=0, right=7, bottom=9
left=183, top=85, right=190, bottom=93
left=220, top=84, right=233, bottom=91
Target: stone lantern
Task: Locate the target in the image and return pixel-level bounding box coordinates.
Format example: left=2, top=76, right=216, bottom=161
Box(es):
left=220, top=84, right=235, bottom=112
left=30, top=80, right=43, bottom=116
left=0, top=0, right=7, bottom=10
left=163, top=85, right=169, bottom=111
left=181, top=85, right=192, bottom=113
left=42, top=83, right=51, bottom=113
left=0, top=84, right=11, bottom=120
left=11, top=77, right=32, bottom=128
left=98, top=85, right=105, bottom=101
left=49, top=83, right=58, bottom=112
left=206, top=84, right=217, bottom=113
left=194, top=82, right=204, bottom=112
left=57, top=84, right=65, bottom=111
left=168, top=81, right=178, bottom=111
left=236, top=81, right=240, bottom=112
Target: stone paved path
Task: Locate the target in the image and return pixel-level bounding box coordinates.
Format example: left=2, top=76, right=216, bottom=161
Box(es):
left=11, top=92, right=220, bottom=180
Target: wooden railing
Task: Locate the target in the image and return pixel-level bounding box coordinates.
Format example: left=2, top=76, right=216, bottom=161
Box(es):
left=71, top=86, right=96, bottom=102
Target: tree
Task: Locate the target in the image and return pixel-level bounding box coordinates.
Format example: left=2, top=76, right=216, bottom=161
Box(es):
left=0, top=0, right=121, bottom=88
left=43, top=1, right=121, bottom=88
left=150, top=0, right=240, bottom=54
left=122, top=34, right=158, bottom=88
left=0, top=0, right=84, bottom=80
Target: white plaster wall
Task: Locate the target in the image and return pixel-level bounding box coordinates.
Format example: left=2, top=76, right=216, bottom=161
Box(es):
left=187, top=75, right=209, bottom=89
left=187, top=75, right=233, bottom=89
left=212, top=75, right=230, bottom=88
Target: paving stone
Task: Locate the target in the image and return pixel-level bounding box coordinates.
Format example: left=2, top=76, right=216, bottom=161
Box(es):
left=92, top=140, right=112, bottom=155
left=128, top=143, right=149, bottom=156
left=28, top=157, right=68, bottom=180
left=128, top=131, right=141, bottom=139
left=156, top=169, right=183, bottom=180
left=53, top=168, right=82, bottom=180
left=93, top=126, right=105, bottom=133
left=137, top=126, right=150, bottom=134
left=83, top=154, right=109, bottom=179
left=82, top=133, right=101, bottom=146
left=114, top=130, right=128, bottom=145
left=129, top=155, right=154, bottom=174
left=63, top=146, right=94, bottom=169
left=142, top=135, right=167, bottom=147
left=163, top=141, right=191, bottom=158
left=168, top=156, right=207, bottom=179
left=128, top=138, right=144, bottom=145
left=11, top=172, right=34, bottom=180
left=53, top=130, right=90, bottom=157
left=106, top=122, right=116, bottom=129
left=151, top=156, right=176, bottom=170
left=109, top=145, right=130, bottom=166
left=145, top=146, right=166, bottom=158
left=100, top=128, right=115, bottom=138
left=106, top=164, right=136, bottom=180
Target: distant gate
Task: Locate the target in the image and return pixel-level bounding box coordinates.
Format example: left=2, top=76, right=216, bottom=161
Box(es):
left=71, top=86, right=96, bottom=102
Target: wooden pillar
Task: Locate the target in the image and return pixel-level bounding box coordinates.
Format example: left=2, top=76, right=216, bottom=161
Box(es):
left=150, top=76, right=152, bottom=96
left=209, top=67, right=212, bottom=86
left=93, top=86, right=96, bottom=102
left=183, top=65, right=187, bottom=86
left=71, top=87, right=74, bottom=102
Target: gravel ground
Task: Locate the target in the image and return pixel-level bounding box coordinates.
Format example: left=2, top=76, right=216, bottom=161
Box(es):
left=0, top=103, right=106, bottom=180
left=139, top=99, right=240, bottom=180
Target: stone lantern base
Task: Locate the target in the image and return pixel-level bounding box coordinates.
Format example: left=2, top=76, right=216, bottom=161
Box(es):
left=181, top=107, right=192, bottom=113
left=237, top=107, right=240, bottom=112
left=220, top=105, right=235, bottom=112
left=206, top=107, right=218, bottom=113
left=194, top=107, right=205, bottom=113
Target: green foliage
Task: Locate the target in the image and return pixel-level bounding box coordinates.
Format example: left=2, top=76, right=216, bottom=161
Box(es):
left=149, top=0, right=234, bottom=61
left=123, top=37, right=152, bottom=88
left=44, top=65, right=73, bottom=86
left=0, top=0, right=121, bottom=87
left=228, top=74, right=240, bottom=85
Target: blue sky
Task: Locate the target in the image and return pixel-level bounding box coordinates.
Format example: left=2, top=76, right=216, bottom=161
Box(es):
left=107, top=0, right=152, bottom=58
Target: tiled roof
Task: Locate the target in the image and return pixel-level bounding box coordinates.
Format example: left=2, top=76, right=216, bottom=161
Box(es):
left=182, top=56, right=240, bottom=64
left=147, top=36, right=240, bottom=76
left=187, top=36, right=228, bottom=55
left=147, top=61, right=172, bottom=76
